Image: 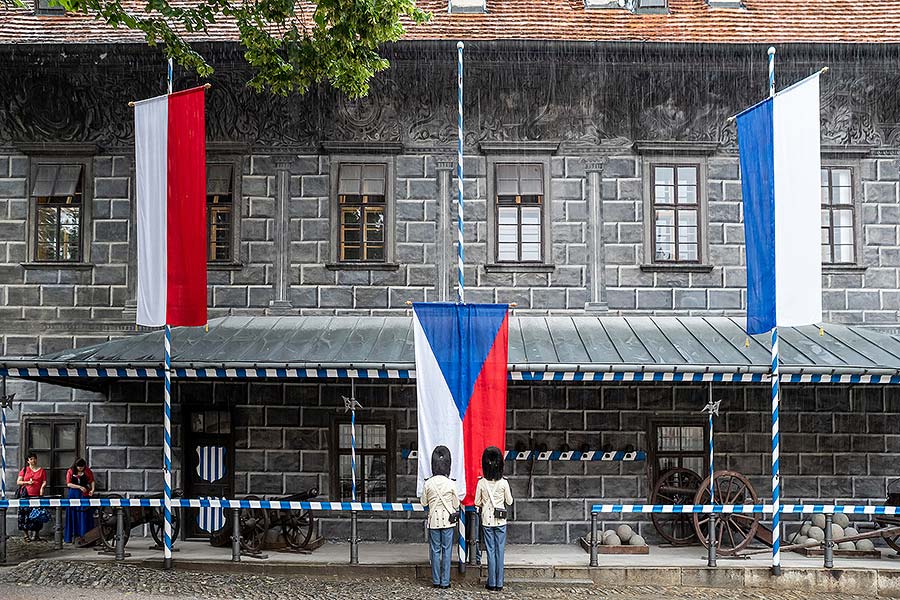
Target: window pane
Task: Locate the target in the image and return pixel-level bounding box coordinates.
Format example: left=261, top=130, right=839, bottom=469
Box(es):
left=496, top=164, right=519, bottom=196
left=338, top=164, right=362, bottom=196
left=519, top=164, right=543, bottom=195
left=681, top=427, right=704, bottom=451
left=498, top=243, right=518, bottom=262
left=521, top=206, right=541, bottom=225
left=833, top=209, right=853, bottom=228
left=834, top=226, right=854, bottom=246
left=678, top=210, right=697, bottom=227
left=833, top=186, right=852, bottom=205
left=32, top=164, right=58, bottom=197
left=682, top=457, right=704, bottom=475
left=821, top=211, right=831, bottom=227
left=207, top=164, right=233, bottom=196
left=363, top=424, right=386, bottom=449
left=821, top=244, right=832, bottom=263
left=677, top=185, right=697, bottom=205
left=497, top=225, right=518, bottom=243
left=832, top=169, right=851, bottom=188
left=821, top=169, right=829, bottom=187
left=834, top=244, right=854, bottom=263
left=56, top=452, right=77, bottom=473
left=52, top=165, right=83, bottom=197
left=521, top=244, right=542, bottom=261
left=342, top=226, right=361, bottom=243
left=365, top=455, right=387, bottom=502
left=678, top=243, right=698, bottom=261
left=54, top=424, right=77, bottom=449
left=342, top=208, right=361, bottom=224
left=339, top=424, right=352, bottom=448
left=498, top=207, right=518, bottom=225
left=29, top=423, right=52, bottom=450
left=365, top=226, right=384, bottom=243
left=655, top=185, right=675, bottom=204
left=655, top=243, right=675, bottom=261
left=366, top=245, right=384, bottom=261
left=677, top=167, right=697, bottom=186
left=655, top=166, right=674, bottom=186
left=678, top=226, right=697, bottom=243
left=361, top=164, right=386, bottom=197
left=521, top=225, right=541, bottom=243
left=342, top=245, right=361, bottom=261
left=821, top=184, right=830, bottom=205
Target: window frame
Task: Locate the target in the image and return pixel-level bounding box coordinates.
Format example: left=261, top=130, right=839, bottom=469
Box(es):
left=26, top=155, right=93, bottom=265
left=486, top=154, right=553, bottom=268
left=204, top=150, right=243, bottom=270
left=329, top=417, right=395, bottom=503
left=20, top=414, right=86, bottom=498
left=329, top=156, right=395, bottom=266
left=646, top=416, right=709, bottom=499
left=641, top=155, right=710, bottom=268
left=820, top=159, right=862, bottom=268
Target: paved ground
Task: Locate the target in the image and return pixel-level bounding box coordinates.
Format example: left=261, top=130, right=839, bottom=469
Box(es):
left=0, top=560, right=882, bottom=600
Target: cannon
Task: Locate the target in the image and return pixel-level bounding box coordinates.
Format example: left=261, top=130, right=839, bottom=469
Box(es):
left=91, top=491, right=182, bottom=552
left=237, top=488, right=319, bottom=553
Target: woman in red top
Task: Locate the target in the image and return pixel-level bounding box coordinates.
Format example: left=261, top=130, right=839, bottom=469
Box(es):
left=64, top=457, right=95, bottom=543
left=16, top=450, right=48, bottom=541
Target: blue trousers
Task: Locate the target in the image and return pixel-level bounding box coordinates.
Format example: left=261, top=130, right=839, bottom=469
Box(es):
left=482, top=525, right=507, bottom=588
left=428, top=527, right=453, bottom=586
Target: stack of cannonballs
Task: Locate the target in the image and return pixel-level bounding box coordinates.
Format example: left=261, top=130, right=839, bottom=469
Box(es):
left=791, top=514, right=876, bottom=552
left=600, top=524, right=647, bottom=547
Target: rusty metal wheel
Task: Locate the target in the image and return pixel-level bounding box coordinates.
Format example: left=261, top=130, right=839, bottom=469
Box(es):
left=693, top=470, right=761, bottom=556
left=650, top=467, right=703, bottom=546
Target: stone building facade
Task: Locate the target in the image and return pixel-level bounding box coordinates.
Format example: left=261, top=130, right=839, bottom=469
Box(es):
left=1, top=30, right=900, bottom=543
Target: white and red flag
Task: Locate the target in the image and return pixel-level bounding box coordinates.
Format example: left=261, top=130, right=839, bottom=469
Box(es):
left=134, top=86, right=208, bottom=327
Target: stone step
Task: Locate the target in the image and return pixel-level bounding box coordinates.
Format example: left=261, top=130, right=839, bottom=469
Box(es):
left=492, top=577, right=594, bottom=586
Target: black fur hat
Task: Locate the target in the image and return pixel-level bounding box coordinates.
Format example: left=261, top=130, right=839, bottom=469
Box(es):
left=481, top=446, right=504, bottom=481
left=431, top=445, right=452, bottom=477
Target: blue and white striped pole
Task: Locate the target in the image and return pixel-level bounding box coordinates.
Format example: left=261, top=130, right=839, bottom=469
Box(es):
left=163, top=325, right=174, bottom=569
left=767, top=45, right=782, bottom=577
left=350, top=381, right=358, bottom=502
left=456, top=41, right=465, bottom=305
left=1, top=377, right=8, bottom=499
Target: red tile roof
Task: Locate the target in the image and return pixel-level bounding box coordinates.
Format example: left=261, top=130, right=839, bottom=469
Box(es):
left=2, top=1, right=899, bottom=45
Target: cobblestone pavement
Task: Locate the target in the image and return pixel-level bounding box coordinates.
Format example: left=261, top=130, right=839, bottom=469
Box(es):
left=0, top=560, right=879, bottom=600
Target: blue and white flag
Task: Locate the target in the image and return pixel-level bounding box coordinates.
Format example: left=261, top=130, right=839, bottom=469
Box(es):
left=736, top=73, right=823, bottom=335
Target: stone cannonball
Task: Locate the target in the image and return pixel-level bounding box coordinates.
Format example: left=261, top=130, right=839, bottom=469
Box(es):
left=843, top=527, right=859, bottom=539
left=616, top=525, right=634, bottom=543
left=629, top=535, right=646, bottom=546
left=830, top=523, right=845, bottom=540
left=812, top=514, right=827, bottom=529
left=837, top=541, right=856, bottom=550
left=800, top=523, right=811, bottom=536
left=808, top=526, right=826, bottom=542
left=833, top=513, right=850, bottom=528
left=603, top=534, right=622, bottom=546
left=856, top=539, right=875, bottom=552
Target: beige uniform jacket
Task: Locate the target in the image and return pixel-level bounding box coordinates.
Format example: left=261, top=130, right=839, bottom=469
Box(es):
left=421, top=475, right=461, bottom=529
left=474, top=478, right=513, bottom=527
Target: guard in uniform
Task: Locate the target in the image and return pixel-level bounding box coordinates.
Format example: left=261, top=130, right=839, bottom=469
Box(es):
left=421, top=446, right=460, bottom=589
left=475, top=446, right=513, bottom=591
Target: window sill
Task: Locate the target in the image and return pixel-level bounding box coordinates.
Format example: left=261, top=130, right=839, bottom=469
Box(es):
left=823, top=264, right=867, bottom=273
left=21, top=261, right=93, bottom=270
left=207, top=261, right=244, bottom=271
left=325, top=262, right=400, bottom=271
left=640, top=263, right=714, bottom=273
left=484, top=263, right=555, bottom=273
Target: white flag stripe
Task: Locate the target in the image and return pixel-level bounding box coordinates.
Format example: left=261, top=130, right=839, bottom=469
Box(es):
left=134, top=95, right=169, bottom=327
left=773, top=74, right=823, bottom=326
left=413, top=312, right=466, bottom=499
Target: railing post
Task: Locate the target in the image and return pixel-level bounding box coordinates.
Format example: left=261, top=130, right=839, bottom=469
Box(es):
left=350, top=510, right=359, bottom=565
left=0, top=507, right=7, bottom=564
left=467, top=510, right=477, bottom=566
left=824, top=513, right=834, bottom=569
left=231, top=507, right=241, bottom=563
left=589, top=512, right=598, bottom=568
left=707, top=514, right=717, bottom=568
left=54, top=506, right=63, bottom=549
left=115, top=507, right=126, bottom=561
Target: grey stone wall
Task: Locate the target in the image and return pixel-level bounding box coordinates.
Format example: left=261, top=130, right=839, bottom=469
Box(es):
left=5, top=378, right=896, bottom=544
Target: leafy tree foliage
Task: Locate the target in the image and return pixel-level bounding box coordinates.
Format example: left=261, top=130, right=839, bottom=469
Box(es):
left=10, top=0, right=431, bottom=96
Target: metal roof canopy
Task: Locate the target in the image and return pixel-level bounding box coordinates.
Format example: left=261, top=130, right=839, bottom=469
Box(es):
left=4, top=317, right=900, bottom=388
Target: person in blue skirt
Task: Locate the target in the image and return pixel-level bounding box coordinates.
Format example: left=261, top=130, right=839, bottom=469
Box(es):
left=64, top=457, right=95, bottom=543
left=475, top=447, right=513, bottom=592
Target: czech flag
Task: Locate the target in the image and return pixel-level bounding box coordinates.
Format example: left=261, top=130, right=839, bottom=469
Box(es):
left=414, top=303, right=509, bottom=504
left=736, top=73, right=823, bottom=335
left=134, top=86, right=208, bottom=327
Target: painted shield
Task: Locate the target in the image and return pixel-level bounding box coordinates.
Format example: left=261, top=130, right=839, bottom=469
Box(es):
left=196, top=445, right=227, bottom=483
left=197, top=497, right=226, bottom=533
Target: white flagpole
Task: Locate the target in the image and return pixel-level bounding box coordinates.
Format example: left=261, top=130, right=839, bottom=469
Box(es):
left=162, top=56, right=175, bottom=570
left=767, top=46, right=783, bottom=577
left=456, top=41, right=465, bottom=305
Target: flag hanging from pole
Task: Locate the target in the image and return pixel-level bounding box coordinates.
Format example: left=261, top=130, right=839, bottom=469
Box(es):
left=414, top=303, right=509, bottom=505
left=134, top=86, right=208, bottom=327
left=736, top=73, right=823, bottom=335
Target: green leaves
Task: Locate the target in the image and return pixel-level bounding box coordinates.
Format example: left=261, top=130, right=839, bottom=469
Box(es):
left=44, top=0, right=432, bottom=96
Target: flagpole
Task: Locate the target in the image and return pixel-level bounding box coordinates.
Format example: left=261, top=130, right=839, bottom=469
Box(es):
left=162, top=56, right=175, bottom=571
left=456, top=41, right=465, bottom=305
left=0, top=377, right=8, bottom=499
left=767, top=45, right=782, bottom=577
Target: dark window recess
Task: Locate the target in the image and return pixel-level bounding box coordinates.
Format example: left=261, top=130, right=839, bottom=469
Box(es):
left=636, top=0, right=667, bottom=10
left=496, top=163, right=544, bottom=263
left=821, top=167, right=855, bottom=265
left=338, top=164, right=386, bottom=262
left=32, top=164, right=84, bottom=262
left=206, top=163, right=234, bottom=262
left=647, top=419, right=708, bottom=490
left=330, top=419, right=394, bottom=502
left=652, top=164, right=700, bottom=263
left=23, top=416, right=83, bottom=497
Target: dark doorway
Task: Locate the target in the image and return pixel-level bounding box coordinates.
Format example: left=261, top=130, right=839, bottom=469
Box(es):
left=183, top=408, right=234, bottom=539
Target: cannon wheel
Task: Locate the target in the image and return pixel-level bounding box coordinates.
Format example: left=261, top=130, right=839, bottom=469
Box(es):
left=650, top=468, right=703, bottom=546
left=148, top=505, right=182, bottom=548
left=95, top=494, right=132, bottom=551
left=240, top=495, right=269, bottom=553
left=877, top=519, right=900, bottom=553
left=281, top=507, right=315, bottom=550
left=692, top=470, right=761, bottom=556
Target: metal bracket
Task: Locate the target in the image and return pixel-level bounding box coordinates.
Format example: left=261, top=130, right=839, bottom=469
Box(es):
left=0, top=393, right=14, bottom=409
left=702, top=398, right=721, bottom=416
left=342, top=396, right=362, bottom=412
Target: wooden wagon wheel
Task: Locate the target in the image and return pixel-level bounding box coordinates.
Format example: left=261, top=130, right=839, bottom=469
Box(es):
left=95, top=494, right=131, bottom=551
left=239, top=495, right=269, bottom=553
left=650, top=467, right=703, bottom=546
left=877, top=519, right=900, bottom=553
left=692, top=470, right=761, bottom=556
left=281, top=508, right=315, bottom=550
left=148, top=504, right=181, bottom=548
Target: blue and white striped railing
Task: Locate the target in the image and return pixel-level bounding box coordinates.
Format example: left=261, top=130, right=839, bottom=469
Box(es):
left=590, top=504, right=900, bottom=515
left=0, top=498, right=426, bottom=511
left=402, top=449, right=645, bottom=462
left=6, top=366, right=900, bottom=385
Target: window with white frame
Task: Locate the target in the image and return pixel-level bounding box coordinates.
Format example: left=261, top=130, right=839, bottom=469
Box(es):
left=495, top=163, right=544, bottom=263
left=337, top=163, right=387, bottom=262
left=820, top=166, right=855, bottom=265
left=650, top=164, right=701, bottom=263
